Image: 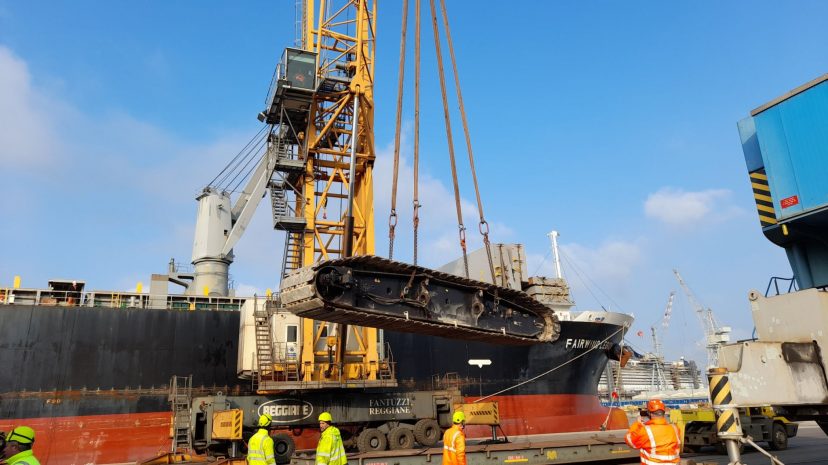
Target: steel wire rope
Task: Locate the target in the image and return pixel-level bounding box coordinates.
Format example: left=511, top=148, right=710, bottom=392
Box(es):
left=559, top=249, right=625, bottom=313
left=437, top=0, right=496, bottom=284
left=412, top=0, right=422, bottom=265
left=558, top=252, right=608, bottom=311
left=228, top=137, right=269, bottom=194
left=428, top=0, right=469, bottom=277
left=555, top=251, right=650, bottom=396
left=208, top=125, right=269, bottom=189
left=387, top=0, right=410, bottom=260
left=531, top=249, right=553, bottom=277
left=220, top=131, right=268, bottom=192
left=472, top=322, right=630, bottom=403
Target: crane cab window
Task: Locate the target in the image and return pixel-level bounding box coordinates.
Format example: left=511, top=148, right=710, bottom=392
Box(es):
left=283, top=48, right=316, bottom=91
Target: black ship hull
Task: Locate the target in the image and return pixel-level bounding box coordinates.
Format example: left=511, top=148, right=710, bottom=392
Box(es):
left=0, top=303, right=629, bottom=464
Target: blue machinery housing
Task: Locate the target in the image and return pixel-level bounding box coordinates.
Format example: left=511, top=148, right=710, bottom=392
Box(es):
left=738, top=74, right=828, bottom=289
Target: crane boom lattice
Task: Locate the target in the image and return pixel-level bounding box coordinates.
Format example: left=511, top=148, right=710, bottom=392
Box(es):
left=673, top=269, right=730, bottom=368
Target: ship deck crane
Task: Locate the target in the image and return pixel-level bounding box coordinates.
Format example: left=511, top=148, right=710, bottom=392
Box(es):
left=673, top=269, right=731, bottom=369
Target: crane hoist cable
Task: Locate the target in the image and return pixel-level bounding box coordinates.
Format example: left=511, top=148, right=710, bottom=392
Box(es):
left=387, top=0, right=496, bottom=280
left=428, top=0, right=468, bottom=277
left=388, top=0, right=409, bottom=260
left=412, top=0, right=422, bottom=265
left=436, top=0, right=497, bottom=285
left=389, top=0, right=423, bottom=264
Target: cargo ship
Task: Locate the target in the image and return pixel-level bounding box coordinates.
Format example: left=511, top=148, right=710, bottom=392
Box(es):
left=0, top=5, right=633, bottom=462
left=0, top=245, right=633, bottom=465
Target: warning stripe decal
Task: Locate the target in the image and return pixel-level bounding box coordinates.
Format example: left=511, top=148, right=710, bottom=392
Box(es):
left=750, top=170, right=777, bottom=226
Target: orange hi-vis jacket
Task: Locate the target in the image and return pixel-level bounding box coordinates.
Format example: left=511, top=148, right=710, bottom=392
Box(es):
left=442, top=424, right=466, bottom=465
left=625, top=417, right=682, bottom=465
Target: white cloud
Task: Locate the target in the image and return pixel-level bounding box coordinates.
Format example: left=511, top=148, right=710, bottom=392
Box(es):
left=0, top=46, right=59, bottom=168
left=644, top=187, right=739, bottom=227
left=235, top=283, right=265, bottom=297
left=563, top=240, right=642, bottom=283
left=545, top=239, right=644, bottom=310
left=0, top=45, right=282, bottom=293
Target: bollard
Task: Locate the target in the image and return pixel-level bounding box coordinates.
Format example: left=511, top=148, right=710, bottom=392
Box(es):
left=708, top=367, right=744, bottom=465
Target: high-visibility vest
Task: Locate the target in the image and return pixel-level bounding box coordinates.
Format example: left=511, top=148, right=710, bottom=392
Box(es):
left=248, top=428, right=276, bottom=465
left=442, top=425, right=466, bottom=465
left=316, top=426, right=347, bottom=465
left=625, top=417, right=682, bottom=465
left=6, top=450, right=42, bottom=465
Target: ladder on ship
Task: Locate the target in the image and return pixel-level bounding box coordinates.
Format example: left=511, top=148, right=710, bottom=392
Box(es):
left=281, top=230, right=304, bottom=279
left=170, top=375, right=193, bottom=453
left=254, top=305, right=276, bottom=389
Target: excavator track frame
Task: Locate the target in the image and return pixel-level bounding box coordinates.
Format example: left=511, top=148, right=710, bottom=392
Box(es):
left=280, top=255, right=561, bottom=345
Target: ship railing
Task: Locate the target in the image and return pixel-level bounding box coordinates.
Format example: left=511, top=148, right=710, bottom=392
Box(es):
left=765, top=276, right=798, bottom=296
left=432, top=372, right=461, bottom=390
left=0, top=288, right=246, bottom=311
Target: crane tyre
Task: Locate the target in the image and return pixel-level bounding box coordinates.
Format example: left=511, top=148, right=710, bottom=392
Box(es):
left=413, top=419, right=441, bottom=446
left=272, top=433, right=296, bottom=464
left=357, top=428, right=387, bottom=452
left=388, top=427, right=415, bottom=450
left=768, top=422, right=788, bottom=451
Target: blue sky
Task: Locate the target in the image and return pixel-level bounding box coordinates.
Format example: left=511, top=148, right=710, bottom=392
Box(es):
left=2, top=1, right=827, bottom=363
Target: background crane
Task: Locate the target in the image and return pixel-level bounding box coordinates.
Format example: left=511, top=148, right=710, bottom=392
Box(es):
left=649, top=291, right=674, bottom=391
left=673, top=269, right=731, bottom=369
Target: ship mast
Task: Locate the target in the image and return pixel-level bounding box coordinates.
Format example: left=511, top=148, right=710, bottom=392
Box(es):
left=547, top=230, right=563, bottom=279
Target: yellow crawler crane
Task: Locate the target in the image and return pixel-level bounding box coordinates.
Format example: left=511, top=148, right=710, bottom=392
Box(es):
left=260, top=0, right=384, bottom=390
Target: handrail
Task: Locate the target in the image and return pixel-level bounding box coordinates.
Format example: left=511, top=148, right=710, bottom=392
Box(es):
left=765, top=276, right=798, bottom=297
left=0, top=287, right=247, bottom=311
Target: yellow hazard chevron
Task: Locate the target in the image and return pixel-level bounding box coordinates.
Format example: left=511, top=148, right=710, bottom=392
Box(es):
left=234, top=410, right=243, bottom=439
left=709, top=374, right=733, bottom=406
left=750, top=170, right=776, bottom=227
left=716, top=409, right=740, bottom=434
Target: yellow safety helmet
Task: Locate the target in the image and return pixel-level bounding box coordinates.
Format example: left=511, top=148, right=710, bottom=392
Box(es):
left=452, top=411, right=465, bottom=424
left=7, top=426, right=35, bottom=445
left=318, top=411, right=333, bottom=423
left=258, top=413, right=273, bottom=427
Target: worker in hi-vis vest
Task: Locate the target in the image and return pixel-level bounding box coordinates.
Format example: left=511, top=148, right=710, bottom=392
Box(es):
left=248, top=414, right=276, bottom=465
left=442, top=411, right=466, bottom=465
left=625, top=399, right=682, bottom=465
left=2, top=426, right=42, bottom=465
left=316, top=412, right=347, bottom=465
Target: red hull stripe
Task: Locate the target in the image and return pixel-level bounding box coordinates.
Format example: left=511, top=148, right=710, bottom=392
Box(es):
left=462, top=394, right=630, bottom=438
left=0, top=412, right=172, bottom=465
left=0, top=395, right=629, bottom=465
